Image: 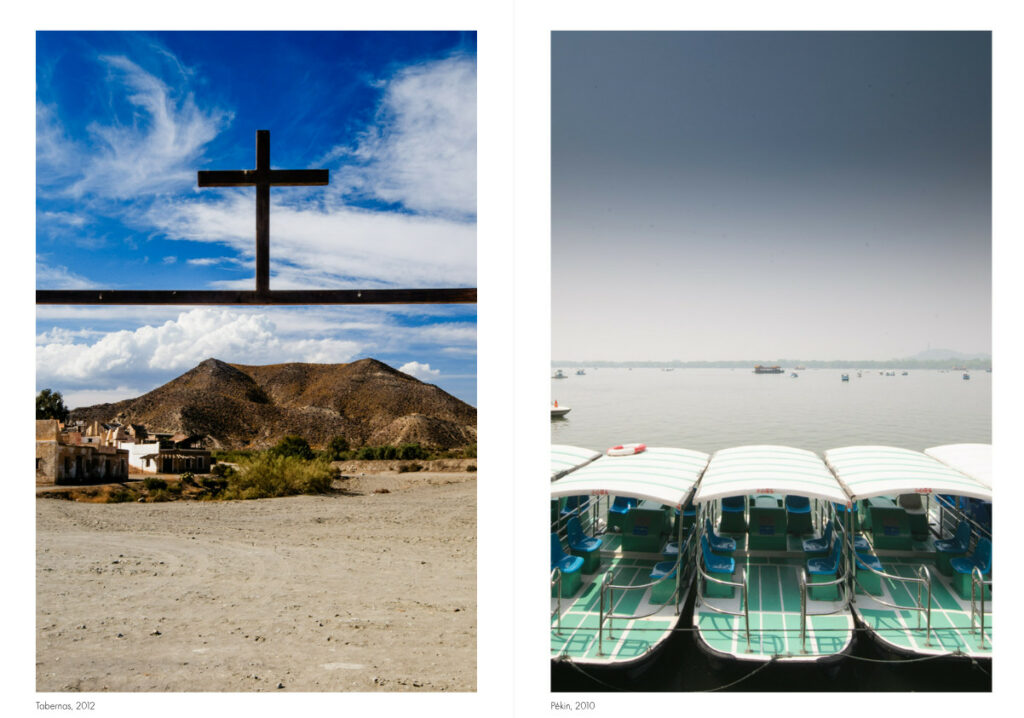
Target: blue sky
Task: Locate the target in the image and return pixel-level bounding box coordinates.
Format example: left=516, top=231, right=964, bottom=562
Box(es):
left=552, top=32, right=991, bottom=362
left=36, top=31, right=477, bottom=407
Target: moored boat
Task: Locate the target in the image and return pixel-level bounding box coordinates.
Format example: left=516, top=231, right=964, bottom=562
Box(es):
left=690, top=445, right=856, bottom=664
left=550, top=445, right=711, bottom=668
left=823, top=446, right=992, bottom=660
left=553, top=369, right=567, bottom=379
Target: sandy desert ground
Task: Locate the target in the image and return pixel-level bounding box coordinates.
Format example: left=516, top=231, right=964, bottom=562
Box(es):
left=36, top=472, right=476, bottom=692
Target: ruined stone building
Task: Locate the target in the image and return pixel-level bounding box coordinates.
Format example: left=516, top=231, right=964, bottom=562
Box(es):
left=36, top=419, right=129, bottom=486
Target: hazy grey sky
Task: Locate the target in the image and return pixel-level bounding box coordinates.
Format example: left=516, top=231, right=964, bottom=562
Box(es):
left=552, top=32, right=991, bottom=361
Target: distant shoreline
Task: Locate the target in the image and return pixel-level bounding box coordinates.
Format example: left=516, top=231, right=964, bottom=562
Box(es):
left=552, top=360, right=992, bottom=370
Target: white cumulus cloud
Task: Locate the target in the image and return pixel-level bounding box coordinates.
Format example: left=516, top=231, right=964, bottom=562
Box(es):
left=398, top=361, right=441, bottom=380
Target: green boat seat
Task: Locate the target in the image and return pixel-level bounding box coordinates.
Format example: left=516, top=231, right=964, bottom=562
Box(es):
left=951, top=537, right=992, bottom=600
left=704, top=518, right=736, bottom=553
left=649, top=561, right=678, bottom=604
left=551, top=532, right=583, bottom=597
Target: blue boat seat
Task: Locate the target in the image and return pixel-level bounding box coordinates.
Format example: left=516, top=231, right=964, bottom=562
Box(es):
left=803, top=520, right=834, bottom=554
left=701, top=534, right=735, bottom=574
left=807, top=538, right=841, bottom=576
left=951, top=537, right=991, bottom=576
left=852, top=534, right=871, bottom=553
left=649, top=561, right=678, bottom=604
left=854, top=551, right=884, bottom=595
left=609, top=496, right=637, bottom=515
left=951, top=537, right=992, bottom=600
left=551, top=532, right=583, bottom=597
left=560, top=494, right=590, bottom=517
left=785, top=495, right=813, bottom=534
left=807, top=537, right=842, bottom=600
left=704, top=518, right=736, bottom=553
left=567, top=516, right=601, bottom=553
left=567, top=516, right=602, bottom=574
left=719, top=495, right=747, bottom=532
left=935, top=521, right=971, bottom=554
left=785, top=495, right=811, bottom=513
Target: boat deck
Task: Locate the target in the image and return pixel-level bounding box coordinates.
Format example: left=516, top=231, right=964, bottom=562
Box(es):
left=694, top=553, right=855, bottom=663
left=852, top=557, right=992, bottom=658
left=551, top=536, right=683, bottom=666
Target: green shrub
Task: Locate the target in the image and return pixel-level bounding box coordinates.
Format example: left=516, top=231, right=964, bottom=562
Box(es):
left=150, top=489, right=172, bottom=502
left=466, top=464, right=477, bottom=472
left=143, top=477, right=167, bottom=491
left=323, top=436, right=350, bottom=461
left=357, top=446, right=377, bottom=460
left=223, top=454, right=337, bottom=500
left=106, top=489, right=134, bottom=503
left=398, top=443, right=427, bottom=461
left=167, top=483, right=183, bottom=495
left=210, top=463, right=235, bottom=479
left=270, top=435, right=315, bottom=460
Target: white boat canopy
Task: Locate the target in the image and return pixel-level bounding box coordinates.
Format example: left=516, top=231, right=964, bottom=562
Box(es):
left=924, top=444, right=992, bottom=489
left=694, top=445, right=850, bottom=506
left=550, top=447, right=710, bottom=509
left=550, top=444, right=602, bottom=481
left=824, top=446, right=992, bottom=502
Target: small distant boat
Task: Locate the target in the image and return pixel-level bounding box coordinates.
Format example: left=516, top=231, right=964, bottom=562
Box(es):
left=754, top=365, right=784, bottom=374
left=551, top=401, right=571, bottom=419
left=662, top=367, right=674, bottom=372
left=576, top=369, right=586, bottom=376
left=791, top=372, right=799, bottom=378
left=841, top=374, right=849, bottom=382
left=902, top=371, right=909, bottom=376
left=794, top=366, right=806, bottom=371
left=963, top=373, right=970, bottom=380
left=857, top=372, right=862, bottom=378
left=553, top=370, right=567, bottom=379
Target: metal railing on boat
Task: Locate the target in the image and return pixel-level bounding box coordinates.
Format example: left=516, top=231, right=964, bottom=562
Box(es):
left=796, top=566, right=850, bottom=655
left=851, top=558, right=935, bottom=646
left=970, top=566, right=992, bottom=649
left=695, top=546, right=751, bottom=653
left=551, top=567, right=563, bottom=635
left=595, top=527, right=696, bottom=657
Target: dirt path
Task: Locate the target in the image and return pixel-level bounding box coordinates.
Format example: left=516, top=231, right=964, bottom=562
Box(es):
left=36, top=473, right=475, bottom=692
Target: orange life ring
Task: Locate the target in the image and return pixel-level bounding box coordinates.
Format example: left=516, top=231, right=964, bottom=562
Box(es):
left=607, top=443, right=646, bottom=457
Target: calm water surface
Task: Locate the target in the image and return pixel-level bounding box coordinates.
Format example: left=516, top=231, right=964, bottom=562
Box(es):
left=551, top=368, right=990, bottom=453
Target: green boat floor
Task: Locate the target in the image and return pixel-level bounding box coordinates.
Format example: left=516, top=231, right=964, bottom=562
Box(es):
left=694, top=557, right=855, bottom=662
left=551, top=550, right=683, bottom=665
left=851, top=557, right=992, bottom=658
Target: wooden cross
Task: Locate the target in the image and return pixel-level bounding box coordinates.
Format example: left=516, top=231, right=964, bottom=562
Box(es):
left=36, top=130, right=475, bottom=305
left=198, top=130, right=328, bottom=296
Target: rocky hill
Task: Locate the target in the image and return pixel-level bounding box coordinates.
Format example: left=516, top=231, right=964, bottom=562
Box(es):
left=68, top=358, right=476, bottom=450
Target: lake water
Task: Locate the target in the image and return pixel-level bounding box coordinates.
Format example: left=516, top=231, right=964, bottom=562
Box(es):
left=551, top=368, right=990, bottom=454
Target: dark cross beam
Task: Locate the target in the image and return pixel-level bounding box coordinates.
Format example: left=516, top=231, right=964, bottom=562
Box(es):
left=198, top=129, right=326, bottom=296
left=36, top=130, right=476, bottom=306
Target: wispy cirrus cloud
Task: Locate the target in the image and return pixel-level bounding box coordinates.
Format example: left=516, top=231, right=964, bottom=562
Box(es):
left=36, top=260, right=100, bottom=289
left=37, top=54, right=231, bottom=201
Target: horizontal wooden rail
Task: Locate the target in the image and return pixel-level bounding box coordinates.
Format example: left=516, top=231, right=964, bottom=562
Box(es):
left=36, top=288, right=477, bottom=306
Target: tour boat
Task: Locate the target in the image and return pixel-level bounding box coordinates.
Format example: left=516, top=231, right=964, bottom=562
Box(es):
left=550, top=446, right=711, bottom=668
left=823, top=446, right=992, bottom=660
left=553, top=369, right=567, bottom=379
left=690, top=445, right=856, bottom=664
